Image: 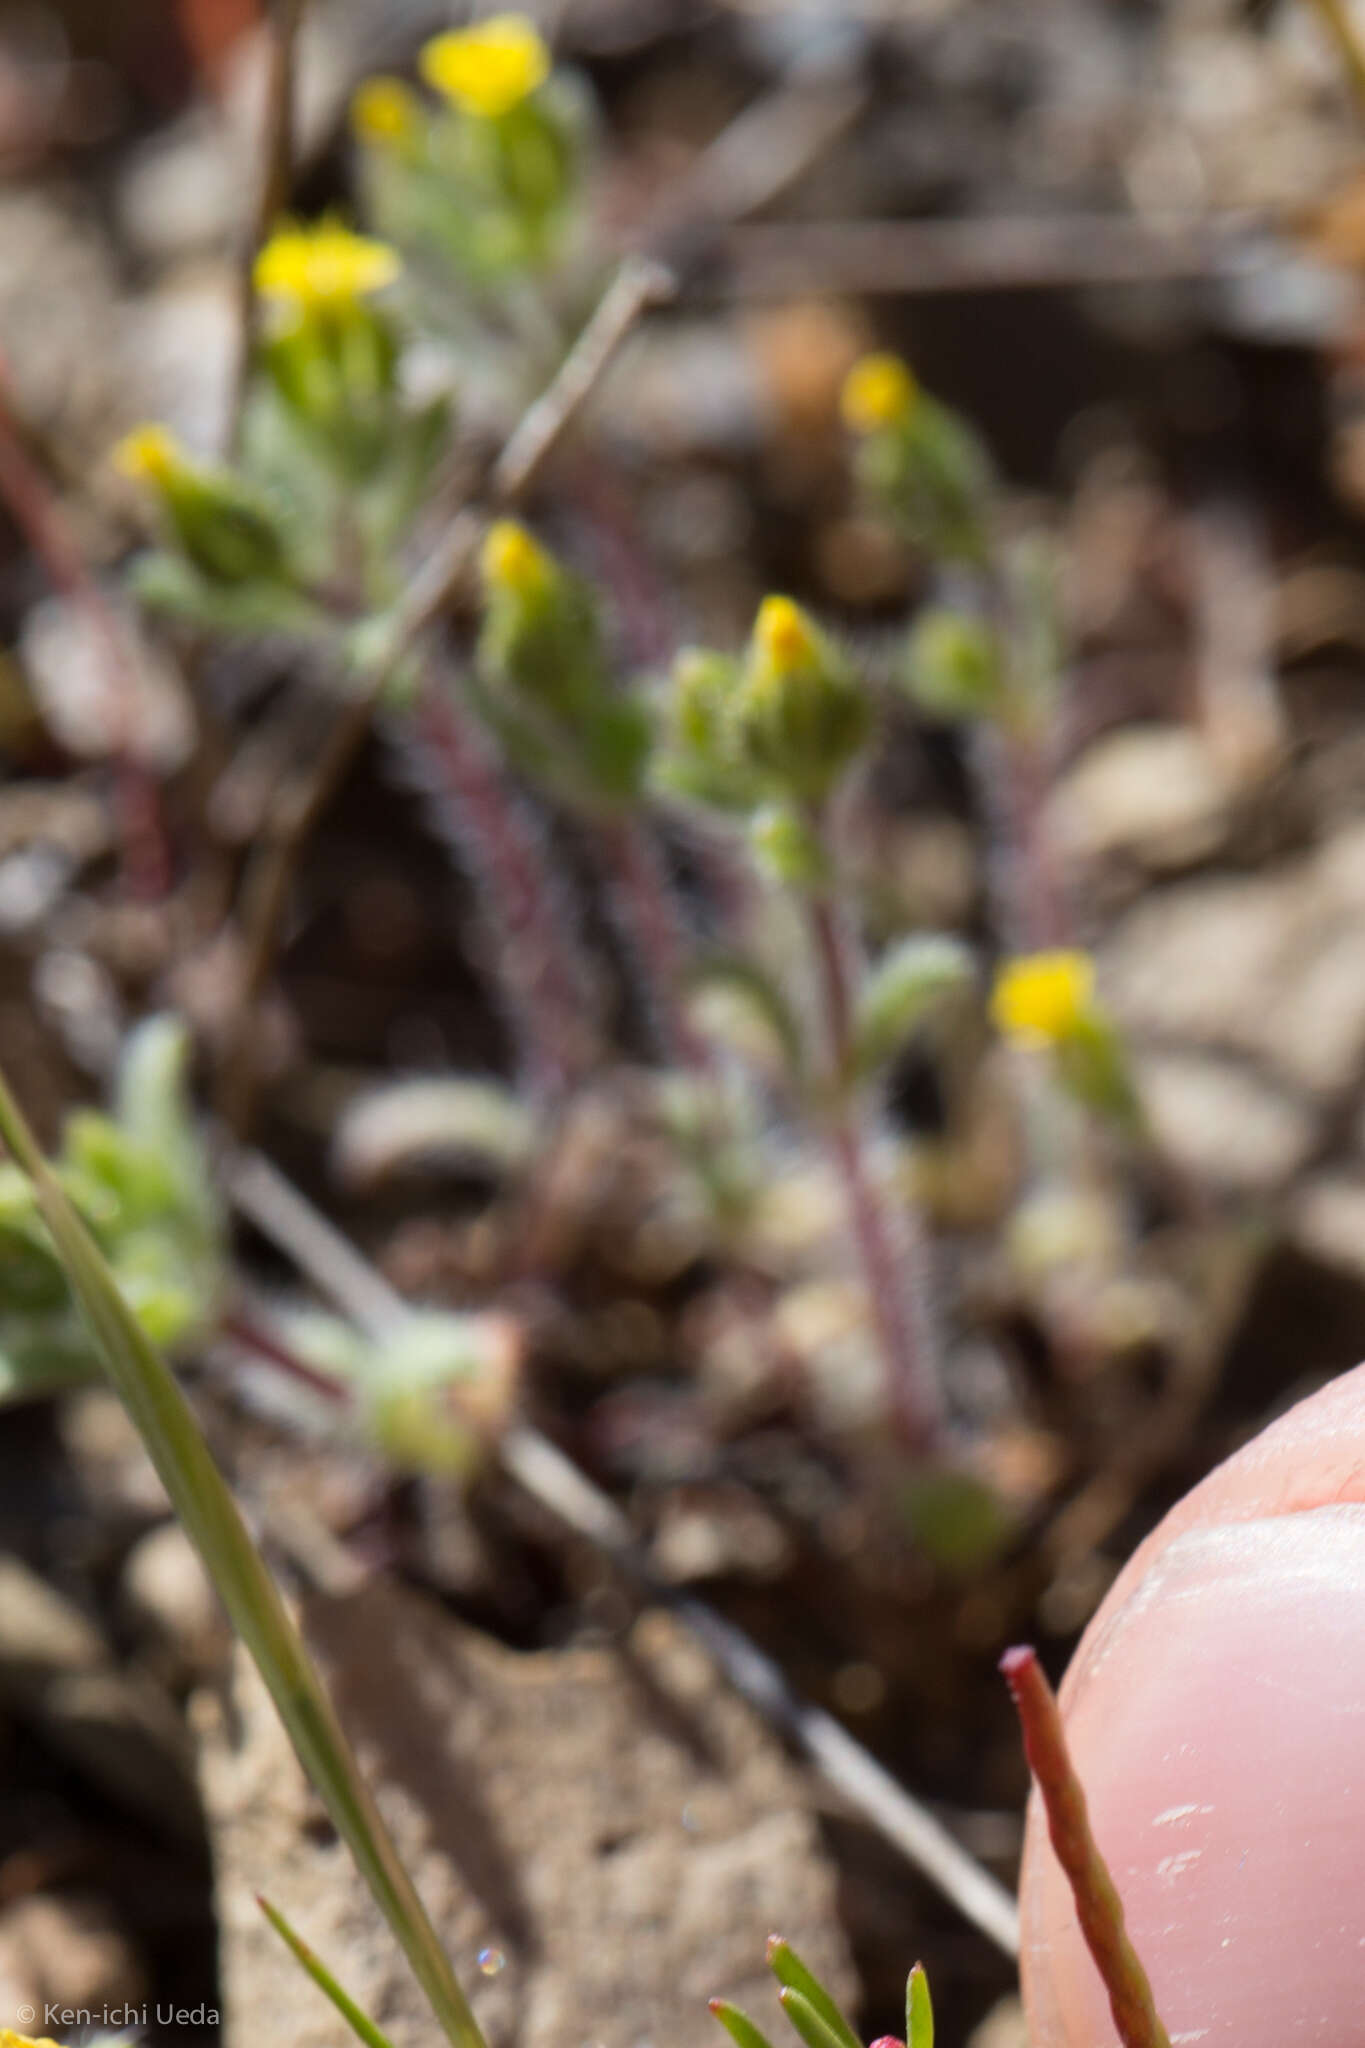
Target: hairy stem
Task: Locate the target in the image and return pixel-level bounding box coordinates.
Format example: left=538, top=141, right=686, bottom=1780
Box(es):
left=806, top=888, right=940, bottom=1451
left=596, top=814, right=707, bottom=1071
left=1000, top=1645, right=1171, bottom=2048
left=403, top=679, right=599, bottom=1097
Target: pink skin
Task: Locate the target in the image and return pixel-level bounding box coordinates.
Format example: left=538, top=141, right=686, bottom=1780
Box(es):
left=1020, top=1362, right=1365, bottom=2048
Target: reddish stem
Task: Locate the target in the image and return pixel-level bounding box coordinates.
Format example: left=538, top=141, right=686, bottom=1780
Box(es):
left=0, top=357, right=170, bottom=900
left=221, top=1307, right=351, bottom=1403
left=596, top=813, right=708, bottom=1073
left=1000, top=1645, right=1171, bottom=2048
left=408, top=681, right=599, bottom=1098
left=806, top=889, right=940, bottom=1452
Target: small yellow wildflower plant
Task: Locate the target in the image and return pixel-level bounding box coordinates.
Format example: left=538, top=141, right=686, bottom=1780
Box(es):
left=3, top=2030, right=61, bottom=2048
left=991, top=950, right=1095, bottom=1045
left=254, top=216, right=402, bottom=322
left=420, top=13, right=550, bottom=119
left=841, top=351, right=919, bottom=435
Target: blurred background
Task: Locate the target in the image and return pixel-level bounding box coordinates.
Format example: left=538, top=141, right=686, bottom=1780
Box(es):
left=7, top=4, right=1365, bottom=2048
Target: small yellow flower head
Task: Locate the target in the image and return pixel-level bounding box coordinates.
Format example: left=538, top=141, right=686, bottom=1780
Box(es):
left=481, top=518, right=554, bottom=599
left=753, top=594, right=820, bottom=678
left=351, top=75, right=422, bottom=148
left=421, top=13, right=550, bottom=119
left=840, top=352, right=919, bottom=435
left=113, top=422, right=186, bottom=487
left=991, top=950, right=1095, bottom=1045
left=254, top=218, right=401, bottom=316
left=2, top=2032, right=63, bottom=2048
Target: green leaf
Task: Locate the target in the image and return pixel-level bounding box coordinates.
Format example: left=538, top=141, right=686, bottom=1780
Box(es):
left=686, top=953, right=805, bottom=1081
left=852, top=935, right=973, bottom=1078
left=778, top=1988, right=856, bottom=2048
left=710, top=2001, right=778, bottom=2048
left=901, top=609, right=1001, bottom=723
left=767, top=1940, right=860, bottom=2048
left=907, top=1963, right=932, bottom=2048
left=0, top=1061, right=488, bottom=2048
left=258, top=1895, right=402, bottom=2048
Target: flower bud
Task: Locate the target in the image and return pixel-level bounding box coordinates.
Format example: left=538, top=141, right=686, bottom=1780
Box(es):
left=843, top=352, right=991, bottom=563
left=732, top=596, right=870, bottom=806
left=113, top=424, right=288, bottom=587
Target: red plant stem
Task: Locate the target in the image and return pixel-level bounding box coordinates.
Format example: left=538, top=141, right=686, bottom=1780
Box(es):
left=970, top=718, right=1067, bottom=952
left=596, top=813, right=709, bottom=1072
left=0, top=358, right=170, bottom=900
left=1000, top=1646, right=1172, bottom=2048
left=221, top=1306, right=351, bottom=1403
left=806, top=887, right=940, bottom=1452
left=408, top=681, right=599, bottom=1099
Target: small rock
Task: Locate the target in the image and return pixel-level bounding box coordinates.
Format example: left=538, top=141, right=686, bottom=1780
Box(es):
left=1135, top=1052, right=1316, bottom=1196
left=115, top=111, right=246, bottom=265
left=199, top=1580, right=855, bottom=2048
left=1048, top=724, right=1233, bottom=873
left=61, top=1388, right=169, bottom=1521
left=0, top=1893, right=146, bottom=2021
left=120, top=1523, right=226, bottom=1685
left=1288, top=1174, right=1365, bottom=1284
left=20, top=594, right=195, bottom=772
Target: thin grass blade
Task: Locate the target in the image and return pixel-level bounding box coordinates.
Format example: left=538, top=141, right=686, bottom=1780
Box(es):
left=0, top=1062, right=486, bottom=2048
left=258, top=1894, right=402, bottom=2048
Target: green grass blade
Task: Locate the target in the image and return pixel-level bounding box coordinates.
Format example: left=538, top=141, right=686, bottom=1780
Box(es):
left=767, top=1940, right=861, bottom=2048
left=907, top=1963, right=933, bottom=2048
left=778, top=1987, right=856, bottom=2048
left=709, top=1999, right=779, bottom=2048
left=0, top=1063, right=486, bottom=2048
left=258, top=1894, right=402, bottom=2048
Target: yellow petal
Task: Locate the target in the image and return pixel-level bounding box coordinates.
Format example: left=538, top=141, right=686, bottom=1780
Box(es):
left=991, top=951, right=1095, bottom=1044
left=481, top=518, right=554, bottom=598
left=840, top=352, right=918, bottom=435
left=753, top=595, right=820, bottom=677
left=112, top=422, right=185, bottom=486
left=420, top=13, right=550, bottom=119
left=254, top=217, right=401, bottom=311
left=352, top=75, right=422, bottom=148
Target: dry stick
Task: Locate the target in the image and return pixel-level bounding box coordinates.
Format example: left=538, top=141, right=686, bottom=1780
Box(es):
left=228, top=0, right=308, bottom=453
left=806, top=886, right=941, bottom=1451
left=221, top=255, right=675, bottom=1131
left=0, top=357, right=170, bottom=901
left=222, top=1143, right=1020, bottom=1960
left=1000, top=1646, right=1171, bottom=2048
left=713, top=215, right=1284, bottom=302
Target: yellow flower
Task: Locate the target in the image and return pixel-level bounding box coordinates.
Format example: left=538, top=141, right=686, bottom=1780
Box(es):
left=753, top=595, right=820, bottom=677
left=481, top=518, right=554, bottom=598
left=2, top=2032, right=63, bottom=2048
left=991, top=951, right=1095, bottom=1044
left=351, top=75, right=422, bottom=148
left=420, top=13, right=550, bottom=119
left=113, top=422, right=186, bottom=486
left=254, top=217, right=401, bottom=315
left=840, top=352, right=919, bottom=435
